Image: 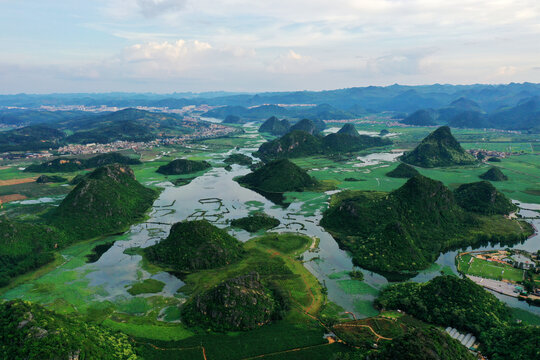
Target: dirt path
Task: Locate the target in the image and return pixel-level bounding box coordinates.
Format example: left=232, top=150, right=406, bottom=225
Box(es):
left=333, top=323, right=392, bottom=341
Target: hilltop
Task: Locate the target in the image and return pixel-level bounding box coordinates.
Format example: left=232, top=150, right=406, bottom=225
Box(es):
left=288, top=118, right=320, bottom=134
left=376, top=275, right=510, bottom=335
left=454, top=181, right=516, bottom=215
left=25, top=152, right=141, bottom=173
left=156, top=159, right=211, bottom=175
left=181, top=272, right=286, bottom=331
left=35, top=175, right=66, bottom=183
left=236, top=159, right=319, bottom=193
left=0, top=125, right=65, bottom=152
left=386, top=163, right=420, bottom=178
left=336, top=123, right=360, bottom=137
left=401, top=126, right=477, bottom=167
left=222, top=115, right=245, bottom=124
left=402, top=109, right=437, bottom=126
left=144, top=220, right=244, bottom=273
left=49, top=164, right=157, bottom=239
left=256, top=129, right=390, bottom=160
left=321, top=175, right=530, bottom=276
left=258, top=116, right=291, bottom=135
left=480, top=166, right=508, bottom=181
left=0, top=300, right=137, bottom=359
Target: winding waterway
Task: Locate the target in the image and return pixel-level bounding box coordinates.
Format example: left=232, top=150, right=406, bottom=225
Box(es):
left=4, top=124, right=540, bottom=320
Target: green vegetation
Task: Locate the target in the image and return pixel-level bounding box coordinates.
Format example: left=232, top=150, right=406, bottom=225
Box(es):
left=401, top=126, right=477, bottom=167
left=402, top=109, right=437, bottom=126
left=236, top=159, right=320, bottom=193
left=480, top=166, right=508, bottom=181
left=181, top=272, right=288, bottom=331
left=144, top=220, right=244, bottom=273
left=177, top=232, right=322, bottom=332
left=385, top=163, right=420, bottom=178
left=0, top=125, right=65, bottom=152
left=376, top=275, right=510, bottom=335
left=223, top=115, right=244, bottom=124
left=25, top=152, right=141, bottom=173
left=481, top=325, right=540, bottom=360
left=371, top=327, right=476, bottom=360
left=35, top=175, right=67, bottom=183
left=230, top=212, right=280, bottom=232
left=0, top=219, right=69, bottom=287
left=258, top=116, right=291, bottom=135
left=457, top=253, right=524, bottom=282
left=156, top=159, right=211, bottom=175
left=375, top=275, right=539, bottom=360
left=0, top=300, right=138, bottom=359
left=289, top=119, right=321, bottom=134
left=333, top=313, right=475, bottom=360
left=256, top=130, right=391, bottom=161
left=321, top=175, right=531, bottom=275
left=223, top=153, right=252, bottom=166
left=337, top=123, right=360, bottom=137
left=127, top=279, right=166, bottom=295
left=454, top=181, right=516, bottom=215
left=49, top=164, right=157, bottom=239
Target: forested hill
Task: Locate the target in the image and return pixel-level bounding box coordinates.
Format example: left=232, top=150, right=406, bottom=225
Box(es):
left=321, top=175, right=532, bottom=276
left=401, top=126, right=477, bottom=168
left=49, top=164, right=157, bottom=239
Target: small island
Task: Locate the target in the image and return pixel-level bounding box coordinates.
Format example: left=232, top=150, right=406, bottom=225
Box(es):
left=156, top=159, right=211, bottom=175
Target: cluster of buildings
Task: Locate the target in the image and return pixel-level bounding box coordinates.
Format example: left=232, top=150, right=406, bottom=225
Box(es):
left=0, top=151, right=53, bottom=161
left=467, top=149, right=509, bottom=159
left=58, top=124, right=240, bottom=155
left=58, top=140, right=158, bottom=155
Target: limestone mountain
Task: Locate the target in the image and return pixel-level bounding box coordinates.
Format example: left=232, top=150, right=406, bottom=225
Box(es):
left=144, top=220, right=244, bottom=273
left=320, top=175, right=529, bottom=276
left=0, top=300, right=137, bottom=360
left=255, top=129, right=390, bottom=161
left=49, top=164, right=157, bottom=239
left=181, top=272, right=286, bottom=331
left=156, top=159, right=211, bottom=175
left=454, top=181, right=516, bottom=215
left=258, top=116, right=291, bottom=135
left=401, top=126, right=476, bottom=167
left=288, top=119, right=319, bottom=134
left=337, top=123, right=360, bottom=137
left=402, top=109, right=437, bottom=126
left=386, top=163, right=420, bottom=178
left=479, top=167, right=508, bottom=181
left=236, top=159, right=319, bottom=193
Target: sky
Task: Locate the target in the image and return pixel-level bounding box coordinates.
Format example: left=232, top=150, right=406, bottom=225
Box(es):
left=0, top=0, right=539, bottom=93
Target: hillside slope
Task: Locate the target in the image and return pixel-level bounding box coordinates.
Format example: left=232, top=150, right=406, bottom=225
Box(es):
left=401, top=126, right=476, bottom=167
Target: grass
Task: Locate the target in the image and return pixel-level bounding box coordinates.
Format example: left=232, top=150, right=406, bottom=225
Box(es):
left=127, top=279, right=166, bottom=295
left=457, top=254, right=525, bottom=282
left=510, top=308, right=540, bottom=326
left=336, top=280, right=379, bottom=295
left=353, top=299, right=379, bottom=318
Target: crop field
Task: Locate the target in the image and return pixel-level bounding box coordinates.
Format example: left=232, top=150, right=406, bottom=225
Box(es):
left=461, top=142, right=535, bottom=154
left=457, top=254, right=525, bottom=282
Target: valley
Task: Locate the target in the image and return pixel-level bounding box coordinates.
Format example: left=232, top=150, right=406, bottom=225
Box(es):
left=1, top=119, right=540, bottom=359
